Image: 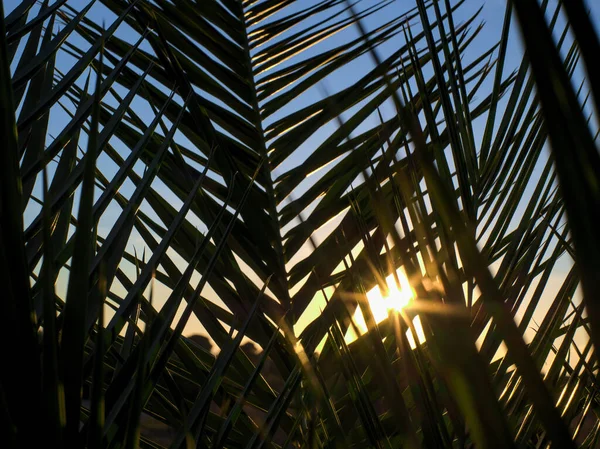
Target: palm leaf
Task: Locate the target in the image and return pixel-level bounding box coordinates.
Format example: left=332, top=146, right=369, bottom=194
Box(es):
left=3, top=0, right=600, bottom=447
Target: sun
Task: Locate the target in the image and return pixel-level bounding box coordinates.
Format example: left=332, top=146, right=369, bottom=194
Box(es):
left=345, top=269, right=415, bottom=343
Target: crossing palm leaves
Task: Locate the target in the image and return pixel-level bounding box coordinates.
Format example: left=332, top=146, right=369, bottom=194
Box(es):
left=1, top=0, right=600, bottom=447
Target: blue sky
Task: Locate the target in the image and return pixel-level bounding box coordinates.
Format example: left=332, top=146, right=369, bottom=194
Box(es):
left=5, top=0, right=600, bottom=348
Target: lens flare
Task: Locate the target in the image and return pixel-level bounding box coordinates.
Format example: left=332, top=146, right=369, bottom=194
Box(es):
left=346, top=269, right=416, bottom=343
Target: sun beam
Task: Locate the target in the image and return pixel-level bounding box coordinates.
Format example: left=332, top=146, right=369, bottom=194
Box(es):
left=345, top=269, right=417, bottom=344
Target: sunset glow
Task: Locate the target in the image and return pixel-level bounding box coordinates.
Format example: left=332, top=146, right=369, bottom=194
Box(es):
left=346, top=270, right=416, bottom=343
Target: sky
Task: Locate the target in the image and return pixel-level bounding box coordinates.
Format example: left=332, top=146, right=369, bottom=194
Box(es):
left=5, top=0, right=600, bottom=353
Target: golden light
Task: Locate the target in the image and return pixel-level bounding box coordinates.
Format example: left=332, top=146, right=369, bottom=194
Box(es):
left=345, top=269, right=417, bottom=343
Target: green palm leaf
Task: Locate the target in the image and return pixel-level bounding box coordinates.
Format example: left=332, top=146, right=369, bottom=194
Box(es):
left=2, top=0, right=600, bottom=447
